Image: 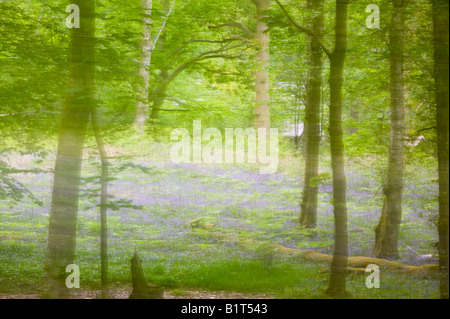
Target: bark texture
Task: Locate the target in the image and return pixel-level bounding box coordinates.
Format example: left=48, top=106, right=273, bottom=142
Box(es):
left=42, top=0, right=95, bottom=298
left=432, top=0, right=449, bottom=300
left=134, top=0, right=153, bottom=132
left=326, top=0, right=350, bottom=297
left=299, top=0, right=324, bottom=228
left=92, top=110, right=109, bottom=299
left=373, top=0, right=406, bottom=260
left=252, top=0, right=271, bottom=131
left=129, top=251, right=164, bottom=299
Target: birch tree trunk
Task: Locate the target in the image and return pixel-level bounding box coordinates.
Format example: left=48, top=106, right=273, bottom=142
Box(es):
left=134, top=0, right=153, bottom=132
left=252, top=0, right=271, bottom=132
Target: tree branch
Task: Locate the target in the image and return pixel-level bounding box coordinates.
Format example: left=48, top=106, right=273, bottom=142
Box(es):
left=150, top=46, right=246, bottom=101
left=358, top=98, right=387, bottom=113
left=193, top=62, right=242, bottom=76
left=228, top=34, right=254, bottom=44
left=158, top=109, right=190, bottom=112
left=153, top=0, right=176, bottom=47
left=167, top=36, right=249, bottom=61
left=274, top=0, right=332, bottom=58
left=188, top=38, right=240, bottom=44
left=415, top=126, right=437, bottom=134
left=207, top=22, right=255, bottom=38
left=167, top=45, right=244, bottom=82
left=0, top=110, right=59, bottom=117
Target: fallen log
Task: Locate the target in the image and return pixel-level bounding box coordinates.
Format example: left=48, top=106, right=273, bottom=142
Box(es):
left=190, top=218, right=439, bottom=277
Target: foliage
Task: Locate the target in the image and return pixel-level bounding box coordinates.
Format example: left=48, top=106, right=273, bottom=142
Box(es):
left=0, top=0, right=443, bottom=299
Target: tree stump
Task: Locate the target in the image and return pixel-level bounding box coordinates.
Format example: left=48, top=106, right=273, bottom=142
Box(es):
left=129, top=251, right=164, bottom=299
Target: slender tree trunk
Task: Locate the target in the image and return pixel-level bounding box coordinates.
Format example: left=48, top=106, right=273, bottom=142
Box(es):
left=349, top=106, right=358, bottom=135
left=326, top=0, right=349, bottom=297
left=299, top=0, right=324, bottom=228
left=42, top=0, right=95, bottom=298
left=134, top=0, right=153, bottom=132
left=92, top=110, right=109, bottom=299
left=373, top=0, right=406, bottom=260
left=252, top=0, right=271, bottom=131
left=149, top=1, right=170, bottom=121
left=432, top=0, right=449, bottom=300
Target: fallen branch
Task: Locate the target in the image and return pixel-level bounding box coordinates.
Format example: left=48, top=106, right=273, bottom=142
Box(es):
left=190, top=219, right=439, bottom=277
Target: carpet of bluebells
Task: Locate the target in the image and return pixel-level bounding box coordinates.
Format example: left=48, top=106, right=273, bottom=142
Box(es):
left=0, top=144, right=440, bottom=298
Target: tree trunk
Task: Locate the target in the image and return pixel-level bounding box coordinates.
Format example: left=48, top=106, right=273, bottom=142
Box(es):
left=129, top=251, right=164, bottom=299
left=42, top=0, right=95, bottom=298
left=326, top=0, right=349, bottom=297
left=252, top=0, right=271, bottom=131
left=432, top=0, right=449, bottom=300
left=149, top=2, right=170, bottom=121
left=134, top=0, right=153, bottom=132
left=299, top=0, right=324, bottom=228
left=92, top=110, right=110, bottom=299
left=373, top=0, right=406, bottom=260
left=149, top=69, right=169, bottom=120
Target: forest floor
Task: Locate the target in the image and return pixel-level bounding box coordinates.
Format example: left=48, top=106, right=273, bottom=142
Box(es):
left=0, top=141, right=441, bottom=298
left=0, top=287, right=272, bottom=299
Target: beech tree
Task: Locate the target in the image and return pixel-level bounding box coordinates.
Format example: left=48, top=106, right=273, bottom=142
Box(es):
left=147, top=0, right=271, bottom=130
left=373, top=0, right=407, bottom=260
left=42, top=0, right=96, bottom=298
left=299, top=0, right=324, bottom=228
left=276, top=0, right=351, bottom=296
left=0, top=0, right=445, bottom=301
left=145, top=0, right=250, bottom=121
left=325, top=0, right=350, bottom=297
left=432, top=0, right=449, bottom=300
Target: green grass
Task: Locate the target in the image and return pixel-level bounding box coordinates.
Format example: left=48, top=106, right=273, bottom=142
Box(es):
left=0, top=234, right=440, bottom=299
left=0, top=146, right=441, bottom=299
